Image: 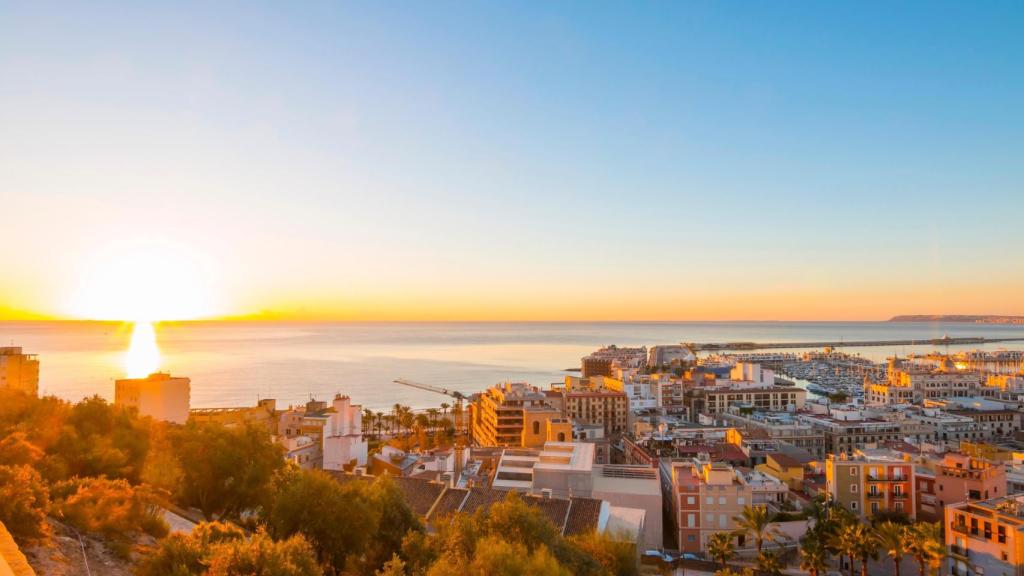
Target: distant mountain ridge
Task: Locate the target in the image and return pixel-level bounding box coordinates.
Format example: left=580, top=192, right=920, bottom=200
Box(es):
left=890, top=315, right=1024, bottom=324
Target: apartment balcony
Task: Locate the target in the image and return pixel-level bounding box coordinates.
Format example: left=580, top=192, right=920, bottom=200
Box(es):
left=892, top=492, right=909, bottom=500
left=949, top=545, right=969, bottom=559
left=950, top=523, right=968, bottom=535
left=866, top=475, right=906, bottom=482
left=867, top=492, right=885, bottom=499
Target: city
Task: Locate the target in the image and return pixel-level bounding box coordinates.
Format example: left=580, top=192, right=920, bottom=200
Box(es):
left=5, top=340, right=1024, bottom=575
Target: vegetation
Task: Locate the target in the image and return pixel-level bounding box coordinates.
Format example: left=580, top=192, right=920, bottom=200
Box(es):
left=0, top=389, right=631, bottom=576
left=732, top=505, right=783, bottom=553
left=706, top=531, right=735, bottom=569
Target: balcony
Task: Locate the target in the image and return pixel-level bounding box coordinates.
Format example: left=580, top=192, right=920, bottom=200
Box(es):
left=866, top=475, right=906, bottom=482
left=951, top=523, right=968, bottom=535
left=950, top=545, right=969, bottom=558
left=867, top=492, right=885, bottom=499
left=892, top=492, right=909, bottom=500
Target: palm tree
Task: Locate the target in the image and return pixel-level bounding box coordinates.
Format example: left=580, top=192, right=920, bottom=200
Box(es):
left=375, top=411, right=384, bottom=438
left=707, top=532, right=735, bottom=569
left=873, top=521, right=908, bottom=576
left=362, top=408, right=374, bottom=436
left=426, top=408, right=439, bottom=429
left=392, top=403, right=404, bottom=435
left=756, top=551, right=784, bottom=576
left=733, top=505, right=782, bottom=553
left=836, top=521, right=861, bottom=576
left=440, top=402, right=450, bottom=421
left=800, top=535, right=830, bottom=576
left=850, top=523, right=878, bottom=576
left=907, top=522, right=945, bottom=576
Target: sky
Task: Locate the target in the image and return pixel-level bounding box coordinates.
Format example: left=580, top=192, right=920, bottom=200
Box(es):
left=1, top=1, right=1022, bottom=321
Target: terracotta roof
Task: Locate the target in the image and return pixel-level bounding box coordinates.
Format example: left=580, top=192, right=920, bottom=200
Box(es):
left=525, top=495, right=571, bottom=531
left=461, top=487, right=509, bottom=515
left=391, top=476, right=446, bottom=516
left=768, top=452, right=802, bottom=468
left=429, top=488, right=470, bottom=519
left=563, top=497, right=603, bottom=536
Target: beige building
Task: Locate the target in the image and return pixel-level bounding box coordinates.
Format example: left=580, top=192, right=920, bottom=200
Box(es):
left=947, top=495, right=1024, bottom=576
left=471, top=382, right=567, bottom=447
left=825, top=448, right=916, bottom=520
left=114, top=372, right=190, bottom=424
left=190, top=398, right=278, bottom=433
left=663, top=459, right=787, bottom=554
left=0, top=347, right=39, bottom=396
left=701, top=385, right=805, bottom=415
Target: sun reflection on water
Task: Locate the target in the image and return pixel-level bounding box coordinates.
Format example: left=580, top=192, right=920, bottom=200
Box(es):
left=124, top=321, right=161, bottom=378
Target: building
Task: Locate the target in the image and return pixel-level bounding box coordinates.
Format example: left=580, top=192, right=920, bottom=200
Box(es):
left=662, top=459, right=788, bottom=554
left=867, top=358, right=986, bottom=405
left=946, top=495, right=1024, bottom=576
left=756, top=452, right=806, bottom=491
left=825, top=448, right=916, bottom=519
left=114, top=372, right=190, bottom=424
left=719, top=409, right=827, bottom=459
left=603, top=373, right=663, bottom=412
left=559, top=378, right=629, bottom=438
left=471, top=382, right=567, bottom=447
left=189, top=398, right=278, bottom=433
left=698, top=385, right=806, bottom=416
left=799, top=409, right=904, bottom=456
left=322, top=394, right=368, bottom=470
left=648, top=345, right=696, bottom=367
left=492, top=442, right=662, bottom=548
left=0, top=346, right=39, bottom=396
left=933, top=453, right=1006, bottom=509
left=582, top=357, right=614, bottom=378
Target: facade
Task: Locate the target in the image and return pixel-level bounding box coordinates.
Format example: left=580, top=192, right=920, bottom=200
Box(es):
left=799, top=411, right=904, bottom=456
left=933, top=453, right=1005, bottom=509
left=663, top=459, right=787, bottom=554
left=322, top=395, right=368, bottom=470
left=719, top=410, right=827, bottom=459
left=561, top=385, right=629, bottom=438
left=946, top=495, right=1024, bottom=576
left=825, top=448, right=916, bottom=519
left=471, top=382, right=566, bottom=447
left=698, top=386, right=806, bottom=415
left=114, top=372, right=190, bottom=424
left=0, top=347, right=39, bottom=396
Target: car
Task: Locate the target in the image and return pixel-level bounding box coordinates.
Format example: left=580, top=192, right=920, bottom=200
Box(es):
left=680, top=553, right=699, bottom=561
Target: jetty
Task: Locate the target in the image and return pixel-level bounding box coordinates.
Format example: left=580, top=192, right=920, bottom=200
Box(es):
left=688, top=335, right=1024, bottom=352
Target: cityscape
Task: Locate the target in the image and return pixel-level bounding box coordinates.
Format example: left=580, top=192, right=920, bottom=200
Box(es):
left=2, top=2, right=1023, bottom=576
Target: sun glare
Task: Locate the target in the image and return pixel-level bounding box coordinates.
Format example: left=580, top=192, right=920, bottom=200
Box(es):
left=69, top=239, right=219, bottom=322
left=124, top=321, right=161, bottom=378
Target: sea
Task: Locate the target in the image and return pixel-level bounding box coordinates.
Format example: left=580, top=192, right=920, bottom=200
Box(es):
left=3, top=321, right=1024, bottom=412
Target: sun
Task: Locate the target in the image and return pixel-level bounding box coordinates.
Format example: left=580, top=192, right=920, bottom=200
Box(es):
left=68, top=238, right=220, bottom=322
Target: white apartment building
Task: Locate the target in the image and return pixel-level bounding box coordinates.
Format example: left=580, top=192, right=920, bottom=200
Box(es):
left=114, top=372, right=190, bottom=424
left=323, top=394, right=368, bottom=470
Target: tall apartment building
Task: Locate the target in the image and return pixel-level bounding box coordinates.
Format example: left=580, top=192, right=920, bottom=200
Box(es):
left=663, top=459, right=787, bottom=553
left=0, top=346, right=39, bottom=396
left=825, top=448, right=916, bottom=520
left=946, top=495, right=1024, bottom=576
left=471, top=382, right=568, bottom=447
left=114, top=372, right=190, bottom=424
left=322, top=395, right=368, bottom=470
left=697, top=385, right=805, bottom=415
left=581, top=345, right=647, bottom=377
left=560, top=376, right=629, bottom=438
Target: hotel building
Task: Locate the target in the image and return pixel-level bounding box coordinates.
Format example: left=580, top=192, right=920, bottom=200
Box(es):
left=471, top=382, right=569, bottom=448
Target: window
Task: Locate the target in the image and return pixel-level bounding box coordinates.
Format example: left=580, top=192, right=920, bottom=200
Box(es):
left=719, top=514, right=727, bottom=528
left=870, top=502, right=878, bottom=514
left=849, top=467, right=857, bottom=476
left=719, top=496, right=726, bottom=505
left=687, top=514, right=695, bottom=528
left=895, top=502, right=903, bottom=512
left=851, top=502, right=858, bottom=510
left=687, top=535, right=696, bottom=542
left=851, top=485, right=858, bottom=494
left=738, top=497, right=746, bottom=505
left=687, top=496, right=695, bottom=505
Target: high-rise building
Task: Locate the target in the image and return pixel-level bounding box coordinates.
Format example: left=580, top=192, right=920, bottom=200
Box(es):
left=0, top=346, right=39, bottom=396
left=947, top=495, right=1024, bottom=576
left=471, top=382, right=567, bottom=447
left=114, top=372, right=190, bottom=424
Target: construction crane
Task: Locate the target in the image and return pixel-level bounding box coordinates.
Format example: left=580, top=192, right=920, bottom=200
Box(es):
left=392, top=379, right=468, bottom=440
left=393, top=378, right=470, bottom=487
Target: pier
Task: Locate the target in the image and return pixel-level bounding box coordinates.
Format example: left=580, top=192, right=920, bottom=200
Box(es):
left=689, top=335, right=1024, bottom=352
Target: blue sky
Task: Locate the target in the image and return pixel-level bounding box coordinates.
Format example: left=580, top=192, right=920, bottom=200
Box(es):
left=1, top=1, right=1022, bottom=320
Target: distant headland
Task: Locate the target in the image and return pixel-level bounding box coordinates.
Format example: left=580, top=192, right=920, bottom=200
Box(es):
left=889, top=315, right=1024, bottom=324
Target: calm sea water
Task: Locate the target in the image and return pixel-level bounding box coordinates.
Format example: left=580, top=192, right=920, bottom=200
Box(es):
left=3, top=321, right=1024, bottom=411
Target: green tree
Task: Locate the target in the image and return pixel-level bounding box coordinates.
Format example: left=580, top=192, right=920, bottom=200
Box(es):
left=873, top=521, right=908, bottom=576
left=174, top=422, right=284, bottom=520
left=427, top=536, right=569, bottom=576
left=732, top=505, right=782, bottom=553
left=0, top=431, right=44, bottom=465
left=52, top=476, right=168, bottom=557
left=906, top=522, right=945, bottom=576
left=707, top=531, right=736, bottom=569
left=563, top=531, right=638, bottom=576
left=363, top=475, right=422, bottom=571
left=756, top=551, right=784, bottom=576
left=375, top=554, right=406, bottom=576
left=0, top=464, right=50, bottom=543
left=265, top=469, right=380, bottom=572
left=799, top=536, right=829, bottom=576
left=207, top=531, right=322, bottom=576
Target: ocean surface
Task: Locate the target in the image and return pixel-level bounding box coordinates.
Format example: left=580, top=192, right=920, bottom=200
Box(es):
left=3, top=321, right=1024, bottom=411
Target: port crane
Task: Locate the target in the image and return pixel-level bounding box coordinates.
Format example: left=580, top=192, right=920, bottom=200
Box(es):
left=393, top=378, right=470, bottom=487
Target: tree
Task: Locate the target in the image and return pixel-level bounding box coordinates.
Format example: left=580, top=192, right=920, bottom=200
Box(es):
left=0, top=464, right=50, bottom=543
left=707, top=532, right=736, bottom=569
left=714, top=569, right=754, bottom=576
left=264, top=469, right=380, bottom=572
left=427, top=536, right=569, bottom=576
left=52, top=476, right=168, bottom=557
left=206, top=531, right=322, bottom=576
left=0, top=431, right=43, bottom=466
left=906, top=522, right=945, bottom=576
left=756, top=551, right=784, bottom=576
left=836, top=521, right=861, bottom=576
left=799, top=536, right=829, bottom=576
left=375, top=412, right=385, bottom=439
left=376, top=554, right=406, bottom=576
left=174, top=422, right=284, bottom=520
left=732, top=506, right=782, bottom=553
left=873, top=521, right=908, bottom=576
left=563, top=531, right=638, bottom=576
left=847, top=523, right=877, bottom=576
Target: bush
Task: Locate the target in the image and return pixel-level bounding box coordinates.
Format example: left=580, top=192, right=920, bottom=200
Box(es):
left=0, top=464, right=50, bottom=543
left=52, top=476, right=168, bottom=555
